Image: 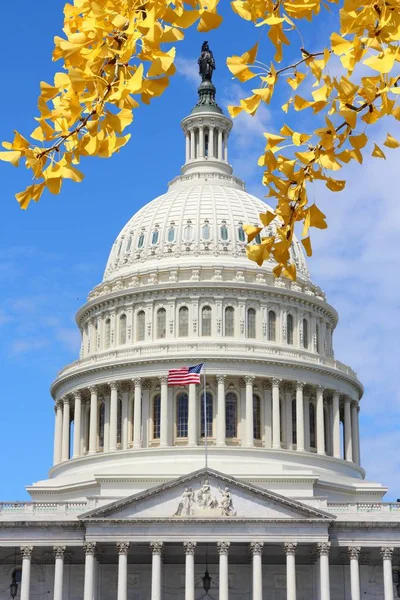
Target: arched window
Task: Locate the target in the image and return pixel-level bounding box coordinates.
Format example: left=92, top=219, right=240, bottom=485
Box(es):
left=119, top=314, right=127, bottom=345
left=136, top=311, right=145, bottom=341
left=201, top=306, right=212, bottom=336
left=153, top=394, right=161, bottom=439
left=176, top=393, right=189, bottom=438
left=157, top=308, right=166, bottom=339
left=225, top=392, right=237, bottom=438
left=316, top=323, right=320, bottom=353
left=253, top=394, right=261, bottom=440
left=126, top=236, right=132, bottom=252
left=179, top=306, right=189, bottom=337
left=220, top=224, right=228, bottom=240
left=184, top=224, right=193, bottom=241
left=167, top=226, right=175, bottom=243
left=287, top=314, right=294, bottom=345
left=151, top=229, right=159, bottom=245
left=117, top=241, right=123, bottom=256
left=238, top=226, right=246, bottom=242
left=104, top=318, right=111, bottom=348
left=137, top=232, right=144, bottom=249
left=202, top=223, right=210, bottom=240
left=268, top=311, right=276, bottom=341
left=98, top=401, right=105, bottom=449
left=303, top=318, right=309, bottom=349
left=225, top=306, right=234, bottom=337
left=255, top=233, right=261, bottom=244
left=247, top=308, right=256, bottom=339
left=201, top=392, right=213, bottom=437
left=309, top=403, right=316, bottom=448
left=117, top=398, right=122, bottom=445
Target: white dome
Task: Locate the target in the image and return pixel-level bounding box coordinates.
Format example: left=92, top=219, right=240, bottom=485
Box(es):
left=103, top=180, right=310, bottom=283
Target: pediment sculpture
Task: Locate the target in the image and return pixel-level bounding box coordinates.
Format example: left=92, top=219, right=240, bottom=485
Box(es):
left=174, top=479, right=236, bottom=517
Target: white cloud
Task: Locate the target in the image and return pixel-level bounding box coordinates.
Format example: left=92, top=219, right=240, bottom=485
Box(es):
left=10, top=338, right=50, bottom=355
left=175, top=56, right=199, bottom=87
left=55, top=327, right=81, bottom=353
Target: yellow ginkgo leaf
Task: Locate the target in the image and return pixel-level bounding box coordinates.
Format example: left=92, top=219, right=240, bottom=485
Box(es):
left=301, top=236, right=312, bottom=256
left=0, top=150, right=22, bottom=167
left=243, top=224, right=263, bottom=242
left=372, top=144, right=386, bottom=159
left=383, top=133, right=400, bottom=148
left=326, top=178, right=346, bottom=192
left=260, top=211, right=275, bottom=227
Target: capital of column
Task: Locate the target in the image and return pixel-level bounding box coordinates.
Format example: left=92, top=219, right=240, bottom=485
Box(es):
left=132, top=377, right=142, bottom=387
left=296, top=381, right=305, bottom=391
left=183, top=542, right=196, bottom=555
left=343, top=395, right=351, bottom=404
left=316, top=385, right=325, bottom=393
left=117, top=542, right=130, bottom=555
left=272, top=377, right=282, bottom=388
left=216, top=374, right=226, bottom=384
left=53, top=546, right=66, bottom=559
left=89, top=385, right=97, bottom=394
left=108, top=381, right=119, bottom=391
left=284, top=542, right=297, bottom=556
left=62, top=396, right=70, bottom=406
left=150, top=541, right=164, bottom=555
left=20, top=546, right=33, bottom=559
left=350, top=399, right=359, bottom=409
left=244, top=375, right=255, bottom=385
left=348, top=546, right=361, bottom=560
left=380, top=547, right=394, bottom=560
left=317, top=542, right=331, bottom=556
left=217, top=542, right=230, bottom=555
left=55, top=399, right=63, bottom=411
left=83, top=542, right=97, bottom=556
left=73, top=390, right=82, bottom=400
left=159, top=375, right=168, bottom=385
left=250, top=542, right=264, bottom=556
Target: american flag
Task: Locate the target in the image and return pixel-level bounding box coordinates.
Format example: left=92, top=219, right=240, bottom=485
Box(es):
left=167, top=363, right=204, bottom=386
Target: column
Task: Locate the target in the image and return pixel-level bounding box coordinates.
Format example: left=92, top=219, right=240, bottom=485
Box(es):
left=209, top=127, right=214, bottom=158
left=332, top=392, right=340, bottom=459
left=109, top=381, right=119, bottom=451
left=284, top=543, right=297, bottom=600
left=73, top=391, right=82, bottom=459
left=53, top=400, right=63, bottom=465
left=53, top=546, right=66, bottom=600
left=344, top=397, right=353, bottom=462
left=316, top=385, right=325, bottom=455
left=61, top=397, right=70, bottom=461
left=245, top=376, right=255, bottom=447
left=216, top=375, right=226, bottom=446
left=317, top=542, right=331, bottom=600
left=83, top=542, right=96, bottom=600
left=304, top=393, right=310, bottom=451
left=217, top=542, right=230, bottom=600
left=133, top=378, right=142, bottom=448
left=184, top=542, right=196, bottom=600
left=190, top=130, right=195, bottom=160
left=185, top=131, right=190, bottom=161
left=151, top=542, right=163, bottom=600
left=285, top=384, right=293, bottom=450
left=250, top=542, right=263, bottom=600
left=20, top=546, right=33, bottom=600
left=296, top=382, right=305, bottom=451
left=381, top=547, right=394, bottom=600
left=159, top=375, right=168, bottom=447
left=188, top=383, right=197, bottom=446
left=272, top=378, right=281, bottom=449
left=121, top=385, right=130, bottom=450
left=199, top=126, right=204, bottom=157
left=218, top=129, right=223, bottom=159
left=263, top=381, right=272, bottom=449
left=224, top=131, right=228, bottom=161
left=351, top=401, right=360, bottom=465
left=103, top=394, right=110, bottom=452
left=348, top=547, right=361, bottom=600
left=88, top=386, right=98, bottom=455
left=117, top=542, right=129, bottom=600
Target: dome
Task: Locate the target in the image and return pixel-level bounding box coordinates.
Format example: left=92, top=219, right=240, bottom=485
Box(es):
left=103, top=182, right=310, bottom=283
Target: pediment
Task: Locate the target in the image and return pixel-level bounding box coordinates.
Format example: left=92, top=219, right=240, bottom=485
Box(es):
left=82, top=468, right=333, bottom=522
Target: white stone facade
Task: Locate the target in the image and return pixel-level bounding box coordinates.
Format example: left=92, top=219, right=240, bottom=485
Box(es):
left=1, top=74, right=399, bottom=600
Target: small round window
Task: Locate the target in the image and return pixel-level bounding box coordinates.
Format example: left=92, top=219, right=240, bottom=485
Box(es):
left=151, top=230, right=159, bottom=245
left=220, top=225, right=228, bottom=241
left=137, top=232, right=145, bottom=249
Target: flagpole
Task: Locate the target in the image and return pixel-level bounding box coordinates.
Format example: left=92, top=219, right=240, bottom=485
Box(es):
left=203, top=362, right=208, bottom=470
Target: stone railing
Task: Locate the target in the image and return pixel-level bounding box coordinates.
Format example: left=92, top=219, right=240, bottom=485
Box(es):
left=56, top=342, right=359, bottom=382
left=327, top=502, right=400, bottom=513
left=0, top=501, right=87, bottom=518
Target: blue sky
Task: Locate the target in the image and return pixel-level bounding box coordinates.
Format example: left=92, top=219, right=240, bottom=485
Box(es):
left=0, top=2, right=399, bottom=500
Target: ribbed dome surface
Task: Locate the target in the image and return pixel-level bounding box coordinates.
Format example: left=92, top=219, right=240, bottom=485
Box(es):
left=103, top=181, right=310, bottom=282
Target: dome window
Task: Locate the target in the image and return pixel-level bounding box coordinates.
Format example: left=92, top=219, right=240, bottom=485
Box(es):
left=253, top=394, right=261, bottom=440
left=303, top=318, right=309, bottom=349
left=167, top=226, right=175, bottom=243
left=225, top=392, right=237, bottom=438
left=202, top=223, right=210, bottom=241
left=220, top=224, right=228, bottom=241
left=137, top=232, right=145, bottom=249
left=268, top=310, right=276, bottom=341
left=119, top=314, right=127, bottom=345
left=151, top=230, right=159, bottom=246
left=157, top=308, right=166, bottom=339
left=176, top=393, right=189, bottom=438
left=179, top=306, right=189, bottom=337
left=104, top=318, right=111, bottom=349
left=247, top=308, right=256, bottom=339
left=117, top=241, right=123, bottom=257
left=184, top=224, right=193, bottom=242
left=254, top=233, right=261, bottom=244
left=224, top=307, right=234, bottom=337
left=238, top=226, right=246, bottom=242
left=126, top=236, right=132, bottom=252
left=287, top=314, right=294, bottom=345
left=136, top=311, right=145, bottom=341
left=201, top=306, right=212, bottom=336
left=201, top=392, right=213, bottom=437
left=153, top=394, right=161, bottom=439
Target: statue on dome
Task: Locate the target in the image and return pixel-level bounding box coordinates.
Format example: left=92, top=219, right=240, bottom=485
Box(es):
left=198, top=41, right=216, bottom=82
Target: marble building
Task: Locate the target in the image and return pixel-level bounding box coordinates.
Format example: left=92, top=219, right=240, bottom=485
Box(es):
left=0, top=48, right=399, bottom=600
